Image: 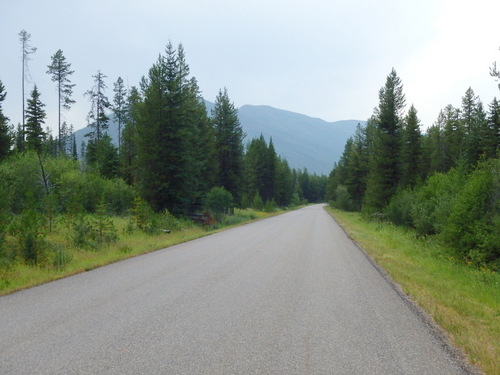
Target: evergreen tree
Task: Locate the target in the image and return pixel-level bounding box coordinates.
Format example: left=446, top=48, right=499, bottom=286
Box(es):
left=0, top=81, right=12, bottom=161
left=265, top=138, right=277, bottom=201
left=25, top=85, right=49, bottom=194
left=86, top=134, right=119, bottom=179
left=244, top=134, right=270, bottom=201
left=46, top=49, right=75, bottom=155
left=486, top=97, right=500, bottom=157
left=363, top=69, right=406, bottom=211
left=25, top=85, right=46, bottom=153
left=400, top=105, right=422, bottom=187
left=136, top=42, right=208, bottom=214
left=345, top=123, right=369, bottom=209
left=19, top=30, right=36, bottom=139
left=460, top=87, right=485, bottom=164
left=274, top=157, right=293, bottom=206
left=422, top=123, right=444, bottom=176
left=442, top=104, right=464, bottom=170
left=120, top=86, right=141, bottom=185
left=212, top=87, right=244, bottom=200
left=85, top=70, right=109, bottom=144
left=112, top=77, right=127, bottom=152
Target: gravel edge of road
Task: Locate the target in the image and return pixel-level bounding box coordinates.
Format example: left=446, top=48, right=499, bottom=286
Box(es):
left=323, top=207, right=484, bottom=375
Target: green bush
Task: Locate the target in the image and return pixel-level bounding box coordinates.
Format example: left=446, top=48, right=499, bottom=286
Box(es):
left=9, top=209, right=47, bottom=264
left=410, top=169, right=464, bottom=236
left=205, top=187, right=233, bottom=219
left=443, top=162, right=496, bottom=265
left=385, top=189, right=414, bottom=226
left=103, top=178, right=136, bottom=215
left=332, top=185, right=356, bottom=211
left=252, top=192, right=264, bottom=211
left=264, top=199, right=277, bottom=213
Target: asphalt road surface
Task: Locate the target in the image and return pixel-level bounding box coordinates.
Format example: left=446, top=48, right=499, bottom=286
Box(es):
left=0, top=204, right=476, bottom=374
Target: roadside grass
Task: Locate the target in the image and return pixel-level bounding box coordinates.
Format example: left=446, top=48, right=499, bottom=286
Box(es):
left=0, top=208, right=283, bottom=296
left=326, top=207, right=499, bottom=375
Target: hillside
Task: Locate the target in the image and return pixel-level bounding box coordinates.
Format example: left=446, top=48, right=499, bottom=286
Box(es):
left=238, top=105, right=361, bottom=175
left=75, top=103, right=363, bottom=175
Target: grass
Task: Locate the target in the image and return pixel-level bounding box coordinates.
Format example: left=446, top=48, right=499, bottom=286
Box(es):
left=326, top=207, right=499, bottom=375
left=0, top=207, right=283, bottom=296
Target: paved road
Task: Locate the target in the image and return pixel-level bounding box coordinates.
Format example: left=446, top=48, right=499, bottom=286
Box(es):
left=0, top=205, right=475, bottom=374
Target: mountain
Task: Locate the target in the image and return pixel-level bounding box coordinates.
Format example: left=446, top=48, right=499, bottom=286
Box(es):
left=75, top=103, right=363, bottom=175
left=238, top=105, right=362, bottom=175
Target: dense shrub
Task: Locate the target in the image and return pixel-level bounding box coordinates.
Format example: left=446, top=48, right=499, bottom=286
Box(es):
left=331, top=185, right=356, bottom=212
left=385, top=189, right=414, bottom=226
left=252, top=193, right=264, bottom=211
left=205, top=187, right=233, bottom=219
left=410, top=169, right=464, bottom=236
left=443, top=161, right=499, bottom=265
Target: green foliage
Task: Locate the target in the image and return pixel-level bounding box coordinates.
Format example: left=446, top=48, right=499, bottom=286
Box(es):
left=52, top=244, right=73, bottom=269
left=85, top=70, right=110, bottom=143
left=443, top=161, right=498, bottom=265
left=264, top=199, right=277, bottom=213
left=212, top=88, right=244, bottom=200
left=91, top=202, right=118, bottom=246
left=0, top=80, right=11, bottom=162
left=411, top=169, right=464, bottom=236
left=25, top=85, right=46, bottom=153
left=10, top=209, right=47, bottom=264
left=330, top=185, right=356, bottom=212
left=384, top=189, right=414, bottom=227
left=136, top=43, right=209, bottom=215
left=130, top=196, right=178, bottom=234
left=205, top=187, right=233, bottom=219
left=71, top=203, right=118, bottom=249
left=251, top=192, right=264, bottom=211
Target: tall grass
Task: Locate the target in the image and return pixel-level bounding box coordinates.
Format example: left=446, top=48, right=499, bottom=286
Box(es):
left=327, top=207, right=499, bottom=375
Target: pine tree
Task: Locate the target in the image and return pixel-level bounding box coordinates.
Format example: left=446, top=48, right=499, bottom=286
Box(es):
left=19, top=30, right=36, bottom=139
left=112, top=77, right=127, bottom=153
left=273, top=157, right=293, bottom=206
left=120, top=86, right=141, bottom=185
left=345, top=123, right=369, bottom=209
left=86, top=134, right=119, bottom=179
left=47, top=49, right=75, bottom=155
left=460, top=87, right=485, bottom=164
left=0, top=81, right=12, bottom=161
left=25, top=85, right=49, bottom=194
left=486, top=98, right=500, bottom=157
left=442, top=104, right=464, bottom=170
left=244, top=134, right=270, bottom=201
left=212, top=87, right=244, bottom=200
left=25, top=85, right=46, bottom=153
left=422, top=122, right=444, bottom=176
left=363, top=69, right=406, bottom=211
left=400, top=105, right=422, bottom=187
left=85, top=70, right=109, bottom=144
left=136, top=42, right=208, bottom=214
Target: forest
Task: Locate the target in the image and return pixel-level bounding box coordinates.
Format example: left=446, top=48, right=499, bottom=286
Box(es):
left=327, top=65, right=500, bottom=271
left=0, top=32, right=326, bottom=271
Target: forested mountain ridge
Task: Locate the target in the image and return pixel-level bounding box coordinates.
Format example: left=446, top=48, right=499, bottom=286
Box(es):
left=75, top=102, right=362, bottom=175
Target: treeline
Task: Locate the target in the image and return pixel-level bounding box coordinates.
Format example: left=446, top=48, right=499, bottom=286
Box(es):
left=327, top=68, right=500, bottom=269
left=0, top=38, right=326, bottom=216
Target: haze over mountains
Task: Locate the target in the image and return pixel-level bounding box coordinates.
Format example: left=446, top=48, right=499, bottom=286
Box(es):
left=75, top=102, right=363, bottom=175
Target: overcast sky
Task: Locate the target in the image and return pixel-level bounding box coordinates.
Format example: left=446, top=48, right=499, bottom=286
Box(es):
left=1, top=0, right=500, bottom=135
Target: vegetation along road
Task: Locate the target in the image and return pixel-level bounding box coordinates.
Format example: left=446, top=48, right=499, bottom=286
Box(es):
left=0, top=205, right=477, bottom=374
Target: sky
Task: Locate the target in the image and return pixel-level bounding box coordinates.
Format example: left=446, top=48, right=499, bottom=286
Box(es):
left=1, top=0, right=500, bottom=136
